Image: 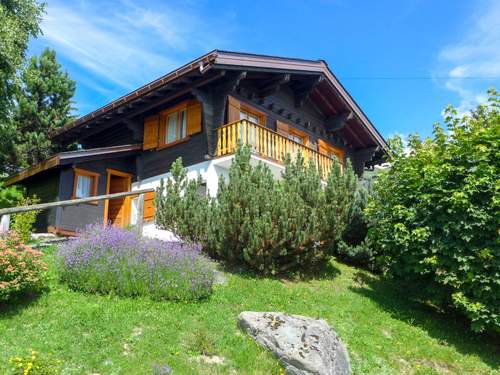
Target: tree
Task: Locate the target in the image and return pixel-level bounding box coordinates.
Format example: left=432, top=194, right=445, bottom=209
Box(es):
left=4, top=48, right=76, bottom=173
left=0, top=0, right=45, bottom=174
left=0, top=0, right=44, bottom=120
left=366, top=88, right=499, bottom=332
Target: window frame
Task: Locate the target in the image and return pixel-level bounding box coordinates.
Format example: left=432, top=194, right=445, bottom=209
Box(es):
left=277, top=120, right=310, bottom=146
left=318, top=139, right=345, bottom=163
left=159, top=102, right=190, bottom=148
left=239, top=104, right=266, bottom=126
left=72, top=167, right=100, bottom=203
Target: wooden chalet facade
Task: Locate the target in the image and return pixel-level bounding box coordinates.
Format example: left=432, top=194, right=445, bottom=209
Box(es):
left=5, top=50, right=387, bottom=238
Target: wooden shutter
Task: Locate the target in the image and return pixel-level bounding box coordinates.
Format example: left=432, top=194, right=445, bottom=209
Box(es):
left=187, top=101, right=202, bottom=135
left=276, top=120, right=289, bottom=136
left=143, top=191, right=156, bottom=222
left=143, top=115, right=159, bottom=150
left=227, top=96, right=241, bottom=123
left=158, top=114, right=167, bottom=145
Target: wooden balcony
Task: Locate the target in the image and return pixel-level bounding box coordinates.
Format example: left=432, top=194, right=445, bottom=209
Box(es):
left=216, top=120, right=336, bottom=178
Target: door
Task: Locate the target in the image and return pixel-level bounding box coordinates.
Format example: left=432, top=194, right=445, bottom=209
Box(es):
left=104, top=169, right=132, bottom=227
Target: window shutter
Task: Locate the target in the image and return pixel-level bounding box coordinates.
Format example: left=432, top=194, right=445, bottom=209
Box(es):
left=143, top=191, right=156, bottom=221
left=276, top=120, right=289, bottom=136
left=143, top=115, right=159, bottom=150
left=187, top=101, right=202, bottom=135
left=158, top=114, right=167, bottom=144
left=227, top=96, right=241, bottom=123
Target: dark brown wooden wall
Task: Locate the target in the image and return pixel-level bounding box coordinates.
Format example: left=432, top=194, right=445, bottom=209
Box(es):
left=21, top=170, right=60, bottom=232
left=56, top=156, right=136, bottom=232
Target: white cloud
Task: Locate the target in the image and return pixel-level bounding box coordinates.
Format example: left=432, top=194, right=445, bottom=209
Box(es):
left=437, top=0, right=500, bottom=113
left=38, top=0, right=230, bottom=91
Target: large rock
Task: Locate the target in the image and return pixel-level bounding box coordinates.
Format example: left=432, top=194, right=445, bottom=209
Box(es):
left=238, top=311, right=350, bottom=375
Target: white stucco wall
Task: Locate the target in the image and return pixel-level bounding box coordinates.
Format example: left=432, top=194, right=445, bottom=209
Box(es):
left=132, top=154, right=284, bottom=241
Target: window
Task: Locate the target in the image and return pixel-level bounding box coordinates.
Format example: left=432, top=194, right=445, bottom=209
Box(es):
left=240, top=108, right=261, bottom=124
left=288, top=133, right=305, bottom=145
left=165, top=108, right=187, bottom=144
left=318, top=139, right=344, bottom=163
left=277, top=121, right=309, bottom=146
left=72, top=168, right=99, bottom=200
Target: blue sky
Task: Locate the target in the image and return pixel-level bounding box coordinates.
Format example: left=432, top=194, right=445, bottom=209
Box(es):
left=28, top=0, right=500, bottom=140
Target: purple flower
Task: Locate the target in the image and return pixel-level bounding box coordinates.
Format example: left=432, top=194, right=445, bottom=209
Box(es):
left=56, top=224, right=214, bottom=300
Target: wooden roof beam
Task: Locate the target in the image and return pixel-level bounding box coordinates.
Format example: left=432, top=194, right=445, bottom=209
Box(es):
left=294, top=75, right=324, bottom=108
left=75, top=71, right=226, bottom=142
left=314, top=86, right=337, bottom=115
left=258, top=73, right=291, bottom=98
left=325, top=111, right=354, bottom=132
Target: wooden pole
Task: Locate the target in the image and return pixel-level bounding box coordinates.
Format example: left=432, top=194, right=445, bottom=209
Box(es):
left=0, top=188, right=155, bottom=216
left=135, top=193, right=144, bottom=235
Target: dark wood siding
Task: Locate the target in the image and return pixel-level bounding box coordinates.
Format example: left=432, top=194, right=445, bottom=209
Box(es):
left=21, top=170, right=60, bottom=232
left=56, top=156, right=137, bottom=232
left=142, top=131, right=207, bottom=179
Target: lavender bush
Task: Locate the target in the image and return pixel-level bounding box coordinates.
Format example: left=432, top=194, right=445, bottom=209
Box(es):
left=56, top=224, right=215, bottom=301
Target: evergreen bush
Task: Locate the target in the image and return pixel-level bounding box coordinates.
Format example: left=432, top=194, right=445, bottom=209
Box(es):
left=156, top=144, right=367, bottom=275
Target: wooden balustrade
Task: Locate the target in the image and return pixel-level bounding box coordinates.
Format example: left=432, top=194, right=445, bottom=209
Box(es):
left=216, top=120, right=336, bottom=179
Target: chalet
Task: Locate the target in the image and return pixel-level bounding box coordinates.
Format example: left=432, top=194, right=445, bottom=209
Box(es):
left=4, top=50, right=387, bottom=238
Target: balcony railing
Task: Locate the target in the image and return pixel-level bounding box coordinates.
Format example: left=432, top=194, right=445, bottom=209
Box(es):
left=216, top=120, right=336, bottom=178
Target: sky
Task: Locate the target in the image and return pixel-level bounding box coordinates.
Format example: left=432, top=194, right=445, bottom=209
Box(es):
left=28, top=0, right=500, bottom=140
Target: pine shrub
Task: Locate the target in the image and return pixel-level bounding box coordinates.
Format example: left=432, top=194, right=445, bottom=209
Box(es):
left=156, top=144, right=367, bottom=275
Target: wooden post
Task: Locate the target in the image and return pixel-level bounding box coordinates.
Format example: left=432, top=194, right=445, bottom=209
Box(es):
left=135, top=193, right=144, bottom=236
left=0, top=214, right=10, bottom=233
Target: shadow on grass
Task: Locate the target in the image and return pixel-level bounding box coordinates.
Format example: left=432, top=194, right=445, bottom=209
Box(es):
left=350, top=271, right=500, bottom=370
left=215, top=257, right=341, bottom=282
left=0, top=292, right=42, bottom=319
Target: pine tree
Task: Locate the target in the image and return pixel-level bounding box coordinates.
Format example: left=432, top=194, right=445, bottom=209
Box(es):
left=5, top=48, right=76, bottom=173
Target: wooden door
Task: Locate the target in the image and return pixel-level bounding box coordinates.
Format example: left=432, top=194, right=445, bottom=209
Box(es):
left=104, top=170, right=132, bottom=227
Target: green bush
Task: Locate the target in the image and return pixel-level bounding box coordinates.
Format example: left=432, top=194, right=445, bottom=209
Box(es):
left=366, top=88, right=500, bottom=332
left=156, top=144, right=365, bottom=275
left=11, top=196, right=40, bottom=243
left=0, top=183, right=23, bottom=209
left=0, top=232, right=48, bottom=302
left=335, top=179, right=378, bottom=270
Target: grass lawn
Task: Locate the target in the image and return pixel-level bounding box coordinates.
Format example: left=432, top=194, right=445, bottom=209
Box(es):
left=1, top=246, right=499, bottom=374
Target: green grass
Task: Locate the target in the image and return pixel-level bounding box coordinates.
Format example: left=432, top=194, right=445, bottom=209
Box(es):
left=1, top=247, right=498, bottom=374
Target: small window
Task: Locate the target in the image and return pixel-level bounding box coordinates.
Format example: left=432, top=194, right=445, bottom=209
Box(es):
left=164, top=108, right=187, bottom=145
left=318, top=139, right=344, bottom=163
left=240, top=107, right=263, bottom=125
left=288, top=133, right=305, bottom=145
left=72, top=168, right=99, bottom=199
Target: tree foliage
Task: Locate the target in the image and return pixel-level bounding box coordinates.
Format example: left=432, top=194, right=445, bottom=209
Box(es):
left=156, top=144, right=365, bottom=275
left=0, top=0, right=44, bottom=120
left=366, top=88, right=500, bottom=332
left=0, top=182, right=23, bottom=209
left=2, top=48, right=76, bottom=173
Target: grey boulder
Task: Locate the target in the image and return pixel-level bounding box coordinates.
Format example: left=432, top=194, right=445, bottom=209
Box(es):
left=238, top=311, right=350, bottom=375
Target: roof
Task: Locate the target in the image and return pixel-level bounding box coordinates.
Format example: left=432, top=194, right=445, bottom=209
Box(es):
left=50, top=50, right=387, bottom=150
left=4, top=144, right=142, bottom=186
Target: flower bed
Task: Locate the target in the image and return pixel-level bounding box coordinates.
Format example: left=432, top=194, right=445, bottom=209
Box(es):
left=0, top=232, right=48, bottom=302
left=56, top=224, right=215, bottom=301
